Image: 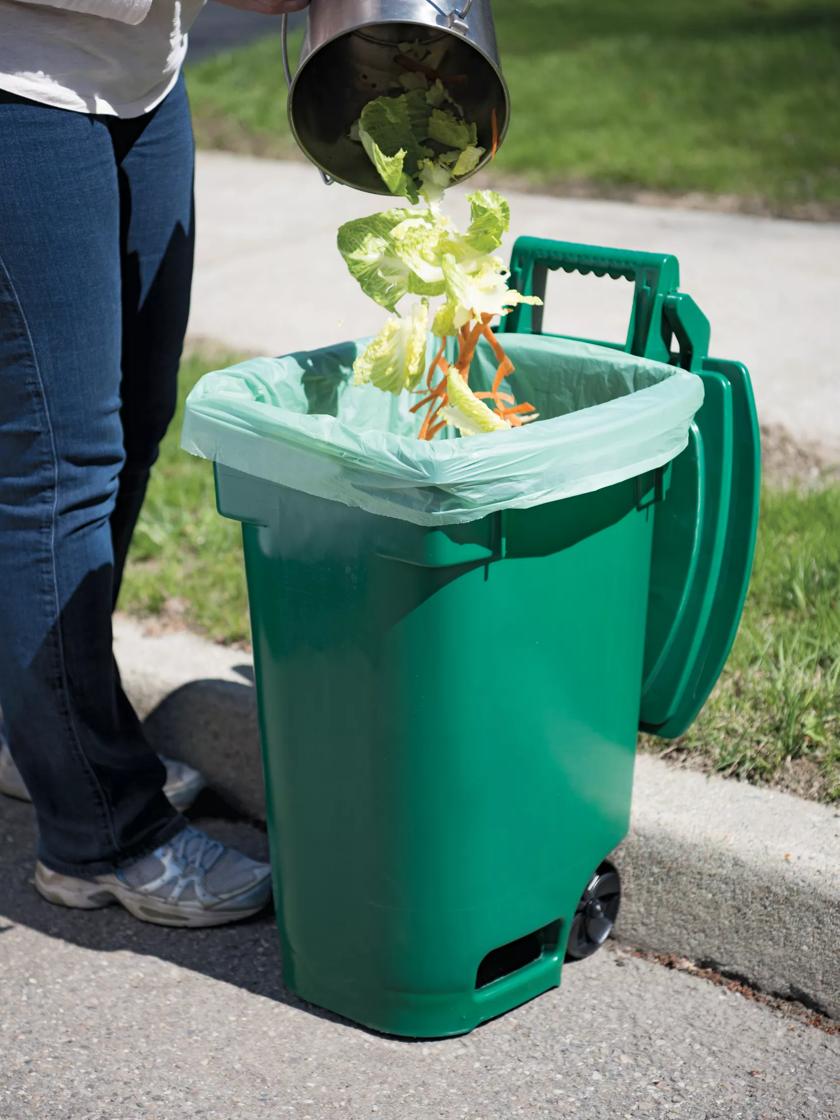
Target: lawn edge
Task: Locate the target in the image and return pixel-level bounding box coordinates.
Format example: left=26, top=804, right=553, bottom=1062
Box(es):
left=115, top=613, right=840, bottom=1020
left=189, top=137, right=840, bottom=224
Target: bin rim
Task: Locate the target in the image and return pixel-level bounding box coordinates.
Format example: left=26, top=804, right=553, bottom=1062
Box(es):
left=181, top=334, right=705, bottom=526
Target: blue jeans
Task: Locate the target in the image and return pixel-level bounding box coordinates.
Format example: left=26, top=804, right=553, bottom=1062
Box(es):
left=0, top=76, right=193, bottom=875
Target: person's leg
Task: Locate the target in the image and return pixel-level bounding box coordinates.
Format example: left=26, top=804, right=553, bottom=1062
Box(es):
left=109, top=74, right=195, bottom=601
left=0, top=92, right=182, bottom=875
left=103, top=76, right=204, bottom=814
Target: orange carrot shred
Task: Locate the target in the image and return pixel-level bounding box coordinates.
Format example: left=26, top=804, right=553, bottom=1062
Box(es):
left=427, top=339, right=447, bottom=389
left=475, top=391, right=515, bottom=405
left=413, top=310, right=534, bottom=441
left=411, top=394, right=437, bottom=413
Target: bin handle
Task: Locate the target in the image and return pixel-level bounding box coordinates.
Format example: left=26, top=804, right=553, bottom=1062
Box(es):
left=502, top=236, right=698, bottom=366
left=509, top=238, right=680, bottom=285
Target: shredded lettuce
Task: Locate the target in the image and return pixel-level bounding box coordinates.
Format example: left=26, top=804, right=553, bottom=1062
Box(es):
left=464, top=190, right=510, bottom=253
left=359, top=135, right=412, bottom=200
left=397, top=71, right=429, bottom=92
left=336, top=209, right=416, bottom=311
left=338, top=71, right=543, bottom=440
left=418, top=160, right=452, bottom=205
left=425, top=78, right=449, bottom=109
left=451, top=145, right=483, bottom=178
left=389, top=215, right=449, bottom=291
left=431, top=300, right=459, bottom=337
left=439, top=253, right=541, bottom=331
left=357, top=90, right=435, bottom=204
left=427, top=108, right=477, bottom=151
left=441, top=368, right=510, bottom=435
left=337, top=207, right=452, bottom=307
left=353, top=301, right=429, bottom=394
left=358, top=90, right=433, bottom=170
left=351, top=75, right=485, bottom=202
left=337, top=190, right=538, bottom=328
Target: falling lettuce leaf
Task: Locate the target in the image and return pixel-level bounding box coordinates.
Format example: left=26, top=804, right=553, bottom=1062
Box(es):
left=353, top=302, right=430, bottom=394
left=464, top=190, right=510, bottom=253
left=336, top=209, right=423, bottom=311
left=390, top=212, right=457, bottom=289
left=418, top=159, right=452, bottom=205
left=337, top=208, right=451, bottom=308
left=431, top=300, right=458, bottom=337
left=439, top=253, right=542, bottom=331
left=441, top=368, right=510, bottom=435
left=337, top=191, right=540, bottom=328
left=338, top=49, right=541, bottom=440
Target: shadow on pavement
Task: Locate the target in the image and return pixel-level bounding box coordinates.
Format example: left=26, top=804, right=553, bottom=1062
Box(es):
left=231, top=663, right=254, bottom=684
left=0, top=792, right=346, bottom=1030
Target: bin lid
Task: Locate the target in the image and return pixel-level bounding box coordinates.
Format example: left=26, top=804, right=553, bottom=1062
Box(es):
left=639, top=359, right=760, bottom=738
left=500, top=235, right=760, bottom=738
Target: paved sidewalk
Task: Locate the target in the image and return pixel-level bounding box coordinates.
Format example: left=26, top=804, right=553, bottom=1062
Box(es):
left=189, top=152, right=840, bottom=455
left=2, top=797, right=837, bottom=1120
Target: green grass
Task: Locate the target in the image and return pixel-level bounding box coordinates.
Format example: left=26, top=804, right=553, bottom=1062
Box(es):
left=186, top=0, right=840, bottom=213
left=661, top=484, right=840, bottom=801
left=121, top=349, right=840, bottom=800
left=119, top=350, right=251, bottom=645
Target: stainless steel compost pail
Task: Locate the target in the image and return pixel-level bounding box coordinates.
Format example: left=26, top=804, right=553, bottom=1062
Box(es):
left=281, top=0, right=509, bottom=191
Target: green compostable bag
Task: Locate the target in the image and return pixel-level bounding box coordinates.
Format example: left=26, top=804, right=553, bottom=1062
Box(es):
left=181, top=333, right=703, bottom=526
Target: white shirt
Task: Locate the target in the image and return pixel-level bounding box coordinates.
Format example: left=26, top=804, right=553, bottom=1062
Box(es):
left=0, top=0, right=206, bottom=117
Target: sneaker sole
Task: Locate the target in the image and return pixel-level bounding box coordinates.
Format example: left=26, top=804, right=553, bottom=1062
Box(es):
left=34, top=862, right=270, bottom=929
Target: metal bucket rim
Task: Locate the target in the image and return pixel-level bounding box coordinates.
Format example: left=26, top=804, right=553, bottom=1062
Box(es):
left=286, top=17, right=510, bottom=195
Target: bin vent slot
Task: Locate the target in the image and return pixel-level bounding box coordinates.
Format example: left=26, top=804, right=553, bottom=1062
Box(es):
left=475, top=920, right=560, bottom=989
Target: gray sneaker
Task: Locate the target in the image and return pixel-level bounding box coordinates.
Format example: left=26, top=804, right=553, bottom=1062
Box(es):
left=0, top=740, right=205, bottom=813
left=34, top=825, right=272, bottom=928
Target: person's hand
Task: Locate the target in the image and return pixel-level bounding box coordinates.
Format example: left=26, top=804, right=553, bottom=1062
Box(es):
left=214, top=0, right=309, bottom=14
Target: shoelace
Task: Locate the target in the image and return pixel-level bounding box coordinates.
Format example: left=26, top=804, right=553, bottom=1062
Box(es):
left=169, top=826, right=224, bottom=874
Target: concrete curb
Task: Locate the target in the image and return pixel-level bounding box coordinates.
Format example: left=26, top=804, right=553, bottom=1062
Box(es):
left=114, top=614, right=840, bottom=1019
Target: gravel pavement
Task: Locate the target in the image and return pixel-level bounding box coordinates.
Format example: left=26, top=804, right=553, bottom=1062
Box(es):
left=2, top=798, right=837, bottom=1120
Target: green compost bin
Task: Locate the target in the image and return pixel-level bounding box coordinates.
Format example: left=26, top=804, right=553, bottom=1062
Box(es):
left=182, top=240, right=759, bottom=1038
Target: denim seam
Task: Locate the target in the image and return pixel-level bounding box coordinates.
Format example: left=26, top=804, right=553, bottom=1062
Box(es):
left=0, top=251, right=121, bottom=857
left=36, top=812, right=187, bottom=880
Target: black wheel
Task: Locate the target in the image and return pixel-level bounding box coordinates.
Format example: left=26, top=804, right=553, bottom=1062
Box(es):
left=564, top=861, right=621, bottom=962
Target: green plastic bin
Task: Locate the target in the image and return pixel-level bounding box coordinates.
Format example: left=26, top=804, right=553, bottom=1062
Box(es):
left=185, top=239, right=760, bottom=1038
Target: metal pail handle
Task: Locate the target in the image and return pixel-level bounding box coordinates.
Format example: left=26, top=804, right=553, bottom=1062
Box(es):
left=280, top=13, right=333, bottom=185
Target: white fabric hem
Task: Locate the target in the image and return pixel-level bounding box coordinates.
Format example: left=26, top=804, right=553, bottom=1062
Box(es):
left=10, top=0, right=154, bottom=26
left=0, top=64, right=182, bottom=118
